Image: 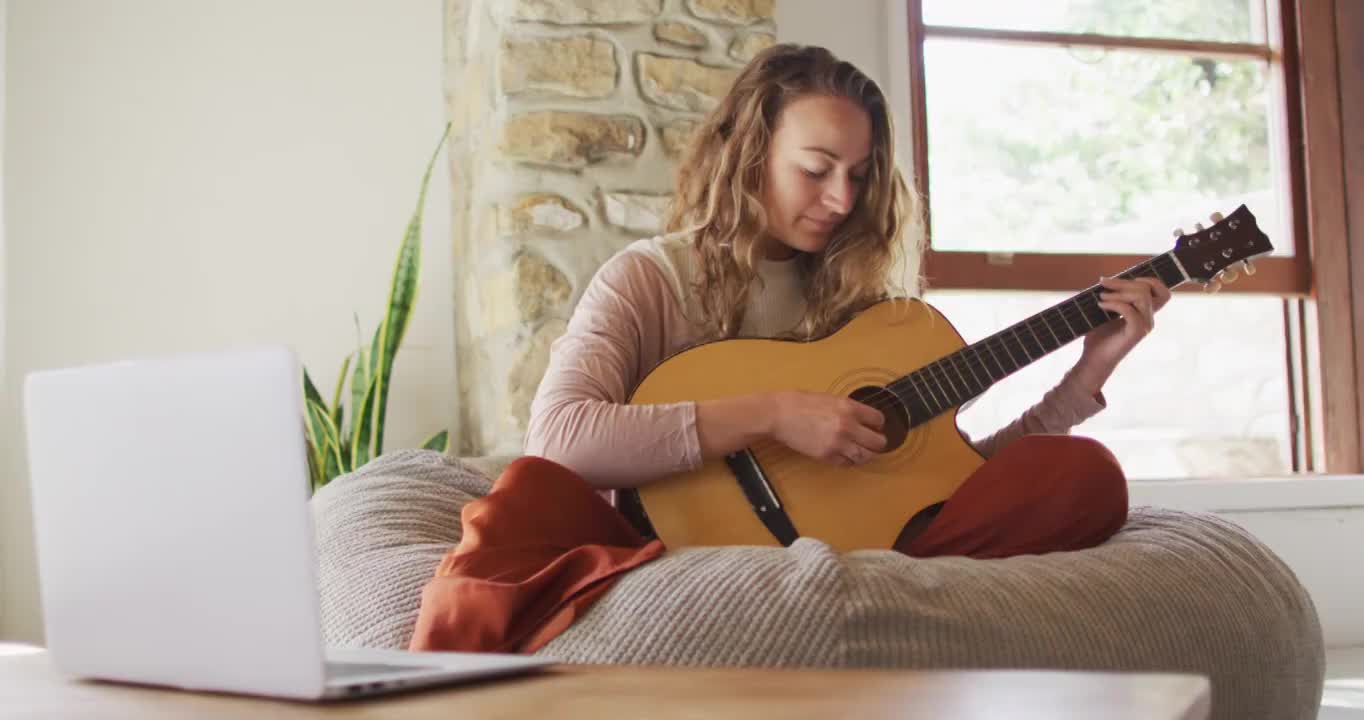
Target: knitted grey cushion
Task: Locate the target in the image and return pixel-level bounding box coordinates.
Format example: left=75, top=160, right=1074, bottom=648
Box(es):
left=311, top=450, right=492, bottom=650
left=311, top=450, right=1325, bottom=720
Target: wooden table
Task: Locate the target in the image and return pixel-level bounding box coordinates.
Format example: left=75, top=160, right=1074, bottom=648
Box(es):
left=2, top=650, right=1210, bottom=719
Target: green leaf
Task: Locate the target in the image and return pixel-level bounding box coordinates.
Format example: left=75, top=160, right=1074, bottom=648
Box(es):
left=331, top=353, right=352, bottom=430
left=306, top=398, right=347, bottom=481
left=323, top=448, right=342, bottom=488
left=305, top=448, right=322, bottom=492
left=302, top=369, right=329, bottom=487
left=303, top=367, right=326, bottom=409
left=370, top=123, right=451, bottom=459
left=420, top=430, right=449, bottom=452
left=349, top=373, right=380, bottom=470
left=350, top=344, right=369, bottom=439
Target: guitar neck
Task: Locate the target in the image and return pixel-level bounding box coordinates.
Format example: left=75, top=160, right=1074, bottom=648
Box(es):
left=887, top=252, right=1188, bottom=426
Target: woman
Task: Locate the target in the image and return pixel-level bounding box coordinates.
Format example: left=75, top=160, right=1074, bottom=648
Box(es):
left=410, top=44, right=1169, bottom=653
left=524, top=43, right=1169, bottom=555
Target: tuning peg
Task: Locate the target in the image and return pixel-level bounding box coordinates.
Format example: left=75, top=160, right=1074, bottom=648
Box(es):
left=1203, top=279, right=1223, bottom=293
left=1220, top=268, right=1239, bottom=283
left=1210, top=211, right=1225, bottom=223
left=1195, top=222, right=1206, bottom=231
left=1241, top=260, right=1257, bottom=276
left=1173, top=227, right=1186, bottom=238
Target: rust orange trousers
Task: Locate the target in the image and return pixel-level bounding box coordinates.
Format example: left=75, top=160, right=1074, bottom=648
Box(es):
left=409, top=434, right=1127, bottom=654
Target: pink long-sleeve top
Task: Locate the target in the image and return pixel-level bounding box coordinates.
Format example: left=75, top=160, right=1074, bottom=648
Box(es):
left=525, top=232, right=1105, bottom=490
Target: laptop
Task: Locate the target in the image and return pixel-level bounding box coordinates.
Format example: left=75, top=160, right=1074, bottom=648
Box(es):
left=22, top=346, right=552, bottom=700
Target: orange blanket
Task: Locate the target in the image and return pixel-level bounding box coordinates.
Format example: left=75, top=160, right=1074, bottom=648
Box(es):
left=408, top=456, right=664, bottom=654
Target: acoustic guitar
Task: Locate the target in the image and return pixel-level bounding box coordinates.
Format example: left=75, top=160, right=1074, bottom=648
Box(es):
left=627, top=205, right=1274, bottom=551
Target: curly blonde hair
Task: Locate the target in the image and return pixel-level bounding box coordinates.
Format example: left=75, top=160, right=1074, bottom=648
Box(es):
left=667, top=43, right=925, bottom=341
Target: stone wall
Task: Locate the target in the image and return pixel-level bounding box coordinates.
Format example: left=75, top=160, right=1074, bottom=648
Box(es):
left=445, top=0, right=775, bottom=455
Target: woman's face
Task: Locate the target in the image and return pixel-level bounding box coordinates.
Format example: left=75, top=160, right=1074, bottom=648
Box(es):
left=760, top=94, right=873, bottom=259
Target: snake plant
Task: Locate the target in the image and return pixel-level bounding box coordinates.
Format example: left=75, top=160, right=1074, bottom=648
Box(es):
left=302, top=124, right=452, bottom=491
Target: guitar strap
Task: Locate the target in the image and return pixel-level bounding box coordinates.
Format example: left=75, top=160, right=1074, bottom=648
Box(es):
left=617, top=488, right=657, bottom=539
left=618, top=450, right=801, bottom=547
left=726, top=450, right=800, bottom=546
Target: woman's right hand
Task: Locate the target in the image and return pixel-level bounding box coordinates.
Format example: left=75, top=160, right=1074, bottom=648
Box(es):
left=769, top=390, right=886, bottom=466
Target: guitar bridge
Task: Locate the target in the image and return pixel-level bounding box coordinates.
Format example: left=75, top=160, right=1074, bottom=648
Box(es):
left=725, top=450, right=800, bottom=546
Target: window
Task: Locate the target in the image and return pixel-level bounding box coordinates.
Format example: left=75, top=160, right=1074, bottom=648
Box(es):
left=901, top=0, right=1352, bottom=477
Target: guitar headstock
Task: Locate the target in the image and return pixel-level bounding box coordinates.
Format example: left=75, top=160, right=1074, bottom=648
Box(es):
left=1170, top=205, right=1274, bottom=291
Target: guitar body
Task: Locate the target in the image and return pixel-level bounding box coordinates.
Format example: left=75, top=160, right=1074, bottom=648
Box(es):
left=630, top=298, right=986, bottom=552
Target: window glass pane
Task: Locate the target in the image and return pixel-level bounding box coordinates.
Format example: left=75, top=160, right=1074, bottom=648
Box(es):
left=922, top=0, right=1265, bottom=44
left=924, top=39, right=1285, bottom=258
left=924, top=289, right=1292, bottom=479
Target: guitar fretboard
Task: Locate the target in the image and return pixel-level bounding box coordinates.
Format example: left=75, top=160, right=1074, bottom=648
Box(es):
left=886, top=253, right=1186, bottom=426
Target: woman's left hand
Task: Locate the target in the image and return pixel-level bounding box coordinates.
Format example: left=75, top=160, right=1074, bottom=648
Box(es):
left=1071, top=276, right=1172, bottom=395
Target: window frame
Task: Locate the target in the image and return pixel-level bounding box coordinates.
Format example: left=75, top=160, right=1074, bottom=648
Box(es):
left=902, top=0, right=1363, bottom=473
left=906, top=0, right=1308, bottom=295
left=1292, top=0, right=1364, bottom=474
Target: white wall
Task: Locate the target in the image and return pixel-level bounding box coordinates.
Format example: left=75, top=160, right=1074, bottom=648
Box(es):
left=0, top=0, right=7, bottom=381
left=1, top=0, right=7, bottom=385
left=1, top=0, right=452, bottom=644
left=776, top=0, right=913, bottom=169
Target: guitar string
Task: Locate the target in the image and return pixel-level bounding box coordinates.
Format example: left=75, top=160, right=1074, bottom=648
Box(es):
left=874, top=287, right=1148, bottom=417
left=897, top=290, right=1109, bottom=410
left=905, top=256, right=1178, bottom=380
left=919, top=257, right=1184, bottom=392
left=733, top=238, right=1250, bottom=459
left=831, top=255, right=1180, bottom=422
left=735, top=260, right=1181, bottom=458
left=736, top=255, right=1189, bottom=457
left=877, top=260, right=1168, bottom=405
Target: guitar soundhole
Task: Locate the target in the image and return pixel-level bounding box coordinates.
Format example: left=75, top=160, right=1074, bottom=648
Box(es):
left=849, top=385, right=909, bottom=453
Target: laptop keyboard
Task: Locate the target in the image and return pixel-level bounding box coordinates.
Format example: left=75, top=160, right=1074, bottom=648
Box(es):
left=325, top=660, right=439, bottom=679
